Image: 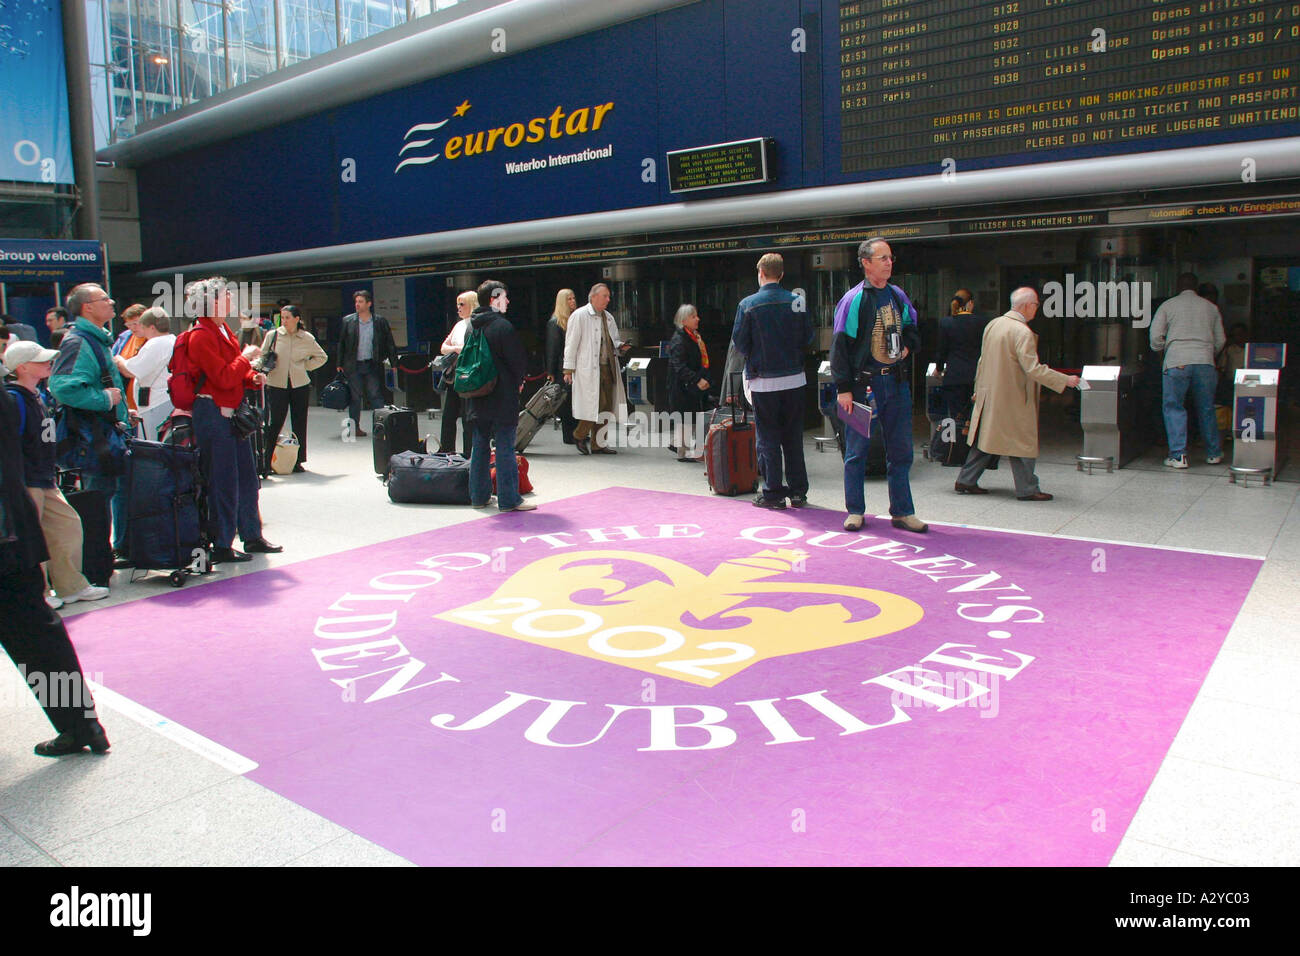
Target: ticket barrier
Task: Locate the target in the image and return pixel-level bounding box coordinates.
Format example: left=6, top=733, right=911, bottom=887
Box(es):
left=1077, top=365, right=1142, bottom=473
left=814, top=361, right=838, bottom=453
left=923, top=363, right=944, bottom=461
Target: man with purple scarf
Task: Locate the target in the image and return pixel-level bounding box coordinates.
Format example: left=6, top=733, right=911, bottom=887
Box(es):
left=830, top=238, right=928, bottom=534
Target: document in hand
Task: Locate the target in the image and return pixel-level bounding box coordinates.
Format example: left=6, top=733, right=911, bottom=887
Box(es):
left=836, top=400, right=873, bottom=438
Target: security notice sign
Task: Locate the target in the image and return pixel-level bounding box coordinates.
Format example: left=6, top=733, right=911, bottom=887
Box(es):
left=667, top=138, right=770, bottom=193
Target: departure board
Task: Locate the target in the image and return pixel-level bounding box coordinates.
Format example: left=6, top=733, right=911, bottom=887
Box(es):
left=839, top=0, right=1300, bottom=175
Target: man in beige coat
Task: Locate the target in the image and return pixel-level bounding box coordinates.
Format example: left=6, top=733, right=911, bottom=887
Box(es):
left=954, top=288, right=1079, bottom=500
left=563, top=284, right=629, bottom=455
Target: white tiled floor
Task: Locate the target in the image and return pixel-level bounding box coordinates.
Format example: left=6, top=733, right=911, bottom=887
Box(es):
left=2, top=404, right=1297, bottom=866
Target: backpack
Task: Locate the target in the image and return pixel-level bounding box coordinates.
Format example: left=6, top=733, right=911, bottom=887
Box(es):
left=167, top=328, right=206, bottom=412
left=453, top=327, right=498, bottom=397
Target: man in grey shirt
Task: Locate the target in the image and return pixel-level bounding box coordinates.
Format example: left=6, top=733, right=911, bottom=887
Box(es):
left=1150, top=273, right=1226, bottom=468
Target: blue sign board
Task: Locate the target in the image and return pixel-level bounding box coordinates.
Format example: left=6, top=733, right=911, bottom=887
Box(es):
left=0, top=0, right=74, bottom=185
left=0, top=239, right=106, bottom=283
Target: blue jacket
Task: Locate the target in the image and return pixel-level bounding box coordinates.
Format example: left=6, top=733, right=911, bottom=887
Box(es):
left=731, top=284, right=813, bottom=380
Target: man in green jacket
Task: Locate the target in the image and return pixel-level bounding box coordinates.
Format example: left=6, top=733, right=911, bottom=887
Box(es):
left=48, top=283, right=131, bottom=564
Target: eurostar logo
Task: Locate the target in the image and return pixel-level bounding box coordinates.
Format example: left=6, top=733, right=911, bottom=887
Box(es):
left=395, top=98, right=616, bottom=173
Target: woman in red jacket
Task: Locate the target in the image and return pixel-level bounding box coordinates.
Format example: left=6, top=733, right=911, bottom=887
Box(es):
left=185, top=278, right=282, bottom=563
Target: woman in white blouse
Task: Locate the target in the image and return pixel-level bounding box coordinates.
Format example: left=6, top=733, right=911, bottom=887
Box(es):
left=261, top=305, right=328, bottom=472
left=437, top=290, right=477, bottom=456
left=113, top=306, right=175, bottom=440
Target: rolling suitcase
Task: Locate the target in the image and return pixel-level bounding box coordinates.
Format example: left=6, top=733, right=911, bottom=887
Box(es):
left=372, top=406, right=421, bottom=475
left=705, top=379, right=759, bottom=497
left=385, top=452, right=471, bottom=504
left=516, top=382, right=566, bottom=452
left=65, top=488, right=114, bottom=587
left=125, top=439, right=207, bottom=586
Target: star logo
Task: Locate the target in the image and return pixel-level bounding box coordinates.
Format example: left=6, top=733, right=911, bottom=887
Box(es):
left=453, top=100, right=471, bottom=117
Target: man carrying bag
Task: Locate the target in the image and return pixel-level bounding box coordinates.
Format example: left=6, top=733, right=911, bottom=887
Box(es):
left=456, top=280, right=534, bottom=513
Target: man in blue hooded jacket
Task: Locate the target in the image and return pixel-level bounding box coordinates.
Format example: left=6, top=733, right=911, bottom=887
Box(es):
left=830, top=238, right=928, bottom=534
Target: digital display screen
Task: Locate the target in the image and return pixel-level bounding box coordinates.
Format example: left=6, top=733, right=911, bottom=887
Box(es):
left=667, top=138, right=770, bottom=193
left=839, top=0, right=1300, bottom=175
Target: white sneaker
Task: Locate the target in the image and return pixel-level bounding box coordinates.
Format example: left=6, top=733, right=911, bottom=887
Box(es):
left=45, top=594, right=64, bottom=610
left=1206, top=455, right=1223, bottom=465
left=1164, top=456, right=1189, bottom=469
left=62, top=585, right=111, bottom=605
left=843, top=514, right=865, bottom=531
left=507, top=501, right=537, bottom=512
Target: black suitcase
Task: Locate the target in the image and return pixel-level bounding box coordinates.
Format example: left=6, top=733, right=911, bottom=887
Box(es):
left=373, top=406, right=421, bottom=475
left=125, top=439, right=207, bottom=585
left=385, top=452, right=471, bottom=504
left=516, top=382, right=567, bottom=452
left=65, top=488, right=114, bottom=587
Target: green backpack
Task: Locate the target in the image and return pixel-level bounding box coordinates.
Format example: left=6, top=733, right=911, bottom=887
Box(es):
left=453, top=327, right=499, bottom=397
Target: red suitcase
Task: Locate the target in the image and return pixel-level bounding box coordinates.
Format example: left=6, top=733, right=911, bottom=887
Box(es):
left=705, top=394, right=759, bottom=497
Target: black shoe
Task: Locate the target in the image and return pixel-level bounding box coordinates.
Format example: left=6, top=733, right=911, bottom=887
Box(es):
left=212, top=547, right=253, bottom=563
left=35, top=721, right=110, bottom=757
left=242, top=538, right=283, bottom=554
left=753, top=496, right=787, bottom=510
left=112, top=548, right=133, bottom=569
left=789, top=495, right=809, bottom=508
left=954, top=482, right=989, bottom=495
left=576, top=438, right=591, bottom=455
left=593, top=446, right=618, bottom=455
left=292, top=463, right=306, bottom=473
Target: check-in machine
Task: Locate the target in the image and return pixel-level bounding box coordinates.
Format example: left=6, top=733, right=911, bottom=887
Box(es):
left=625, top=357, right=651, bottom=408
left=1077, top=365, right=1142, bottom=473
left=1230, top=343, right=1287, bottom=486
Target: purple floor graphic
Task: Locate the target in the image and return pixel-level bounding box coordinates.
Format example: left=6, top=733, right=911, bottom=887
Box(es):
left=70, top=488, right=1262, bottom=865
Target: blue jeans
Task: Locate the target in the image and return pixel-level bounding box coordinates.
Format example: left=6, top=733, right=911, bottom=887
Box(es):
left=86, top=472, right=127, bottom=551
left=469, top=419, right=521, bottom=511
left=844, top=374, right=915, bottom=518
left=752, top=386, right=808, bottom=501
left=348, top=360, right=388, bottom=426
left=193, top=397, right=263, bottom=548
left=1162, top=364, right=1221, bottom=459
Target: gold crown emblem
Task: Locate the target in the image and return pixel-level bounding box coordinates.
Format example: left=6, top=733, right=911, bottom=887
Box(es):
left=438, top=548, right=923, bottom=687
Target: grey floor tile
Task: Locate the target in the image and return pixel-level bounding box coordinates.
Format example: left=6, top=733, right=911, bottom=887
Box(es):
left=1198, top=648, right=1300, bottom=714
left=50, top=776, right=350, bottom=867
left=0, top=816, right=45, bottom=866
left=1123, top=757, right=1300, bottom=866
left=1168, top=697, right=1300, bottom=783
left=1109, top=837, right=1237, bottom=867
left=283, top=832, right=416, bottom=867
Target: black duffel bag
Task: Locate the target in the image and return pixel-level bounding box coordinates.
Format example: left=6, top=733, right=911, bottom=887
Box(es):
left=385, top=451, right=471, bottom=504
left=320, top=371, right=352, bottom=410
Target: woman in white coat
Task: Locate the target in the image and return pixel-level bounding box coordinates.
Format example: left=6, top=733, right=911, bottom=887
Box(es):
left=562, top=284, right=628, bottom=454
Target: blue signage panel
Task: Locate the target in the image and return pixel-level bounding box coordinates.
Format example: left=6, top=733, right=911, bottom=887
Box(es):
left=0, top=0, right=74, bottom=184
left=133, top=0, right=1300, bottom=269
left=0, top=238, right=105, bottom=283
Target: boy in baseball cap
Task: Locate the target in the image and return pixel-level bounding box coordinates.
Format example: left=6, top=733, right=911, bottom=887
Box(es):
left=4, top=340, right=111, bottom=609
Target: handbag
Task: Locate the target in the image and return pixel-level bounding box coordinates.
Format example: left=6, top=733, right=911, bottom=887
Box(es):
left=231, top=399, right=262, bottom=440
left=255, top=329, right=279, bottom=373
left=433, top=351, right=458, bottom=393
left=320, top=371, right=352, bottom=410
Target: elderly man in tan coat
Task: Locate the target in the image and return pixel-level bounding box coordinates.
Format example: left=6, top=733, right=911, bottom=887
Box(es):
left=954, top=287, right=1079, bottom=500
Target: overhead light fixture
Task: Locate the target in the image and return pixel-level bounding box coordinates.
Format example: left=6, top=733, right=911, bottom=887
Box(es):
left=153, top=55, right=169, bottom=64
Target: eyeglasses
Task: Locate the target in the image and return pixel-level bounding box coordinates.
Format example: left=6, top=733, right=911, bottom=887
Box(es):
left=867, top=255, right=897, bottom=263
left=89, top=295, right=114, bottom=304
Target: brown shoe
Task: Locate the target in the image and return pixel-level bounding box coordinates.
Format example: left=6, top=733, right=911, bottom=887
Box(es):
left=890, top=515, right=929, bottom=533
left=954, top=482, right=989, bottom=495
left=1017, top=492, right=1053, bottom=501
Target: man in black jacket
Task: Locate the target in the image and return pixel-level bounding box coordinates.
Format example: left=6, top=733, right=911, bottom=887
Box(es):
left=0, top=382, right=111, bottom=756
left=465, top=280, right=534, bottom=512
left=336, top=290, right=398, bottom=438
